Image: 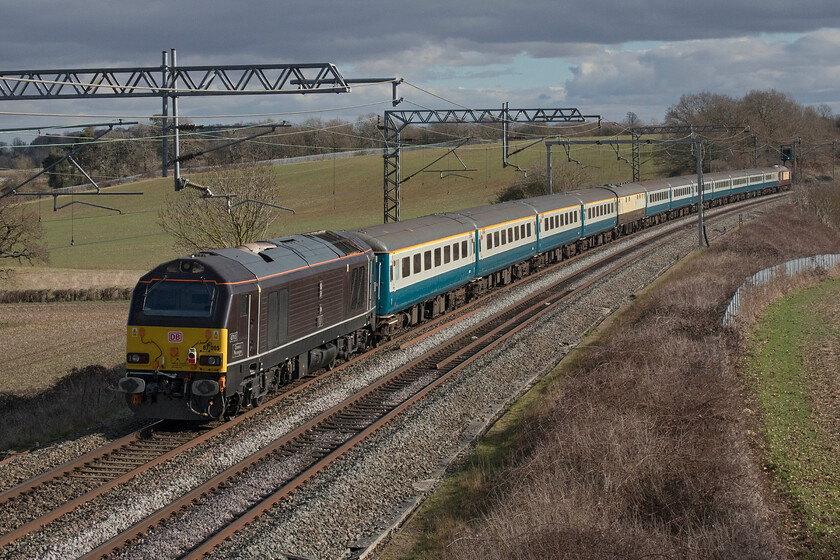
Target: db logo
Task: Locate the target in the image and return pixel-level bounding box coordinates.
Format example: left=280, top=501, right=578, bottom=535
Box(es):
left=168, top=331, right=183, bottom=343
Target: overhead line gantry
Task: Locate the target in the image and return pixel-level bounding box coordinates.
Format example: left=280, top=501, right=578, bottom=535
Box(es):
left=380, top=104, right=600, bottom=222
left=1, top=49, right=398, bottom=193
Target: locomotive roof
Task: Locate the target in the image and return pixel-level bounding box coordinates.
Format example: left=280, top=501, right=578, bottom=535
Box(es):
left=146, top=232, right=367, bottom=285
left=350, top=214, right=475, bottom=253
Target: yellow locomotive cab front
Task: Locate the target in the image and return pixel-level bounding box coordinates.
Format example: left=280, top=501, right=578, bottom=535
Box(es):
left=125, top=325, right=228, bottom=374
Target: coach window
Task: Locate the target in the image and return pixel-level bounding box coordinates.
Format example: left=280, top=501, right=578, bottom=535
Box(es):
left=527, top=223, right=531, bottom=237
left=520, top=224, right=525, bottom=239
left=500, top=229, right=506, bottom=245
left=444, top=245, right=451, bottom=264
left=494, top=231, right=500, bottom=247
left=453, top=242, right=460, bottom=260
left=434, top=247, right=441, bottom=267
left=414, top=253, right=421, bottom=275
left=462, top=240, right=469, bottom=256
left=424, top=250, right=432, bottom=270
left=487, top=234, right=493, bottom=250
left=402, top=256, right=411, bottom=278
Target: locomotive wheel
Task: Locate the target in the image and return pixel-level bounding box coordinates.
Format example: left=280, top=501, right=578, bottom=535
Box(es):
left=224, top=393, right=241, bottom=421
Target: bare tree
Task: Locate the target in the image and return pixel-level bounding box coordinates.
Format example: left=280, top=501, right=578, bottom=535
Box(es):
left=0, top=196, right=48, bottom=264
left=624, top=111, right=641, bottom=127
left=495, top=163, right=595, bottom=202
left=158, top=165, right=290, bottom=252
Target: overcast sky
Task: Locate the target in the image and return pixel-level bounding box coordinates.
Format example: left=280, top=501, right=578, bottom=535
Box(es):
left=2, top=1, right=840, bottom=137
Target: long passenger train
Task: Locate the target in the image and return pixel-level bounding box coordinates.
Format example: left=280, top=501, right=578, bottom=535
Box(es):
left=119, top=165, right=790, bottom=420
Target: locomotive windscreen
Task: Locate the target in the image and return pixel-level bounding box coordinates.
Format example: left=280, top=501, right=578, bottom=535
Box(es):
left=143, top=280, right=216, bottom=318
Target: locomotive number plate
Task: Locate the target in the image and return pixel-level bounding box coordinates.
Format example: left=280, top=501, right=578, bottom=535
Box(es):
left=168, top=331, right=183, bottom=343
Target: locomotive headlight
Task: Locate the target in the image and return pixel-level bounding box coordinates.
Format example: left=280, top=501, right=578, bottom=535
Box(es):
left=126, top=353, right=149, bottom=364
left=199, top=355, right=223, bottom=367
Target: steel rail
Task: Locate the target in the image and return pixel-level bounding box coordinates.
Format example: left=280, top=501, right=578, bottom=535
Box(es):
left=178, top=192, right=787, bottom=559
left=80, top=192, right=782, bottom=559
left=3, top=189, right=785, bottom=557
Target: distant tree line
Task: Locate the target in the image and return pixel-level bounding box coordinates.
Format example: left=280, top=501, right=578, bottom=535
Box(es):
left=655, top=89, right=840, bottom=176
left=0, top=89, right=837, bottom=193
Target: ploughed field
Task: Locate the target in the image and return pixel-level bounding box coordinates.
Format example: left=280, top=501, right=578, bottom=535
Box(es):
left=0, top=301, right=127, bottom=394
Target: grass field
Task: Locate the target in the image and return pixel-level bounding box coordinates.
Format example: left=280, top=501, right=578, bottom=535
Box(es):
left=745, top=280, right=840, bottom=556
left=6, top=139, right=658, bottom=272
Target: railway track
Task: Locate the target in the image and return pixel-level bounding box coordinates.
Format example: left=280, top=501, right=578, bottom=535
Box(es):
left=0, top=193, right=784, bottom=559
left=78, top=194, right=782, bottom=559
left=0, top=271, right=503, bottom=551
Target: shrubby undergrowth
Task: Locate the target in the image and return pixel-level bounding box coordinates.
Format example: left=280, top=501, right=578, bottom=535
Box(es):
left=440, top=198, right=840, bottom=559
left=0, top=287, right=132, bottom=304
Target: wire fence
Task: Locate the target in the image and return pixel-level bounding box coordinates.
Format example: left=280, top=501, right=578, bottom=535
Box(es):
left=723, top=254, right=840, bottom=326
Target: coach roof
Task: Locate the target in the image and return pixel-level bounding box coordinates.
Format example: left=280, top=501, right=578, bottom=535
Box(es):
left=351, top=214, right=475, bottom=253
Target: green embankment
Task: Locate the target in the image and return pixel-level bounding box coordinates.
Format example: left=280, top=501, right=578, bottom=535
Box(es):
left=745, top=279, right=840, bottom=556
left=15, top=140, right=656, bottom=271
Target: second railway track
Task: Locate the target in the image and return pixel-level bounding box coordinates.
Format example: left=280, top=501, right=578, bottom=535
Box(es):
left=0, top=194, right=786, bottom=560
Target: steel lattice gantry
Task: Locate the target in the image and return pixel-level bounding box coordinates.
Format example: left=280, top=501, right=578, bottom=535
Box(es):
left=0, top=51, right=397, bottom=188
left=381, top=106, right=592, bottom=222
left=0, top=62, right=351, bottom=99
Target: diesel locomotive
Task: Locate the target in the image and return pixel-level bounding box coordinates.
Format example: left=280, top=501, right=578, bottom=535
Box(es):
left=119, top=165, right=790, bottom=420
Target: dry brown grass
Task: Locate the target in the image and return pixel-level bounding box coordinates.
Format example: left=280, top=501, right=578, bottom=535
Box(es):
left=0, top=365, right=127, bottom=450
left=438, top=202, right=840, bottom=560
